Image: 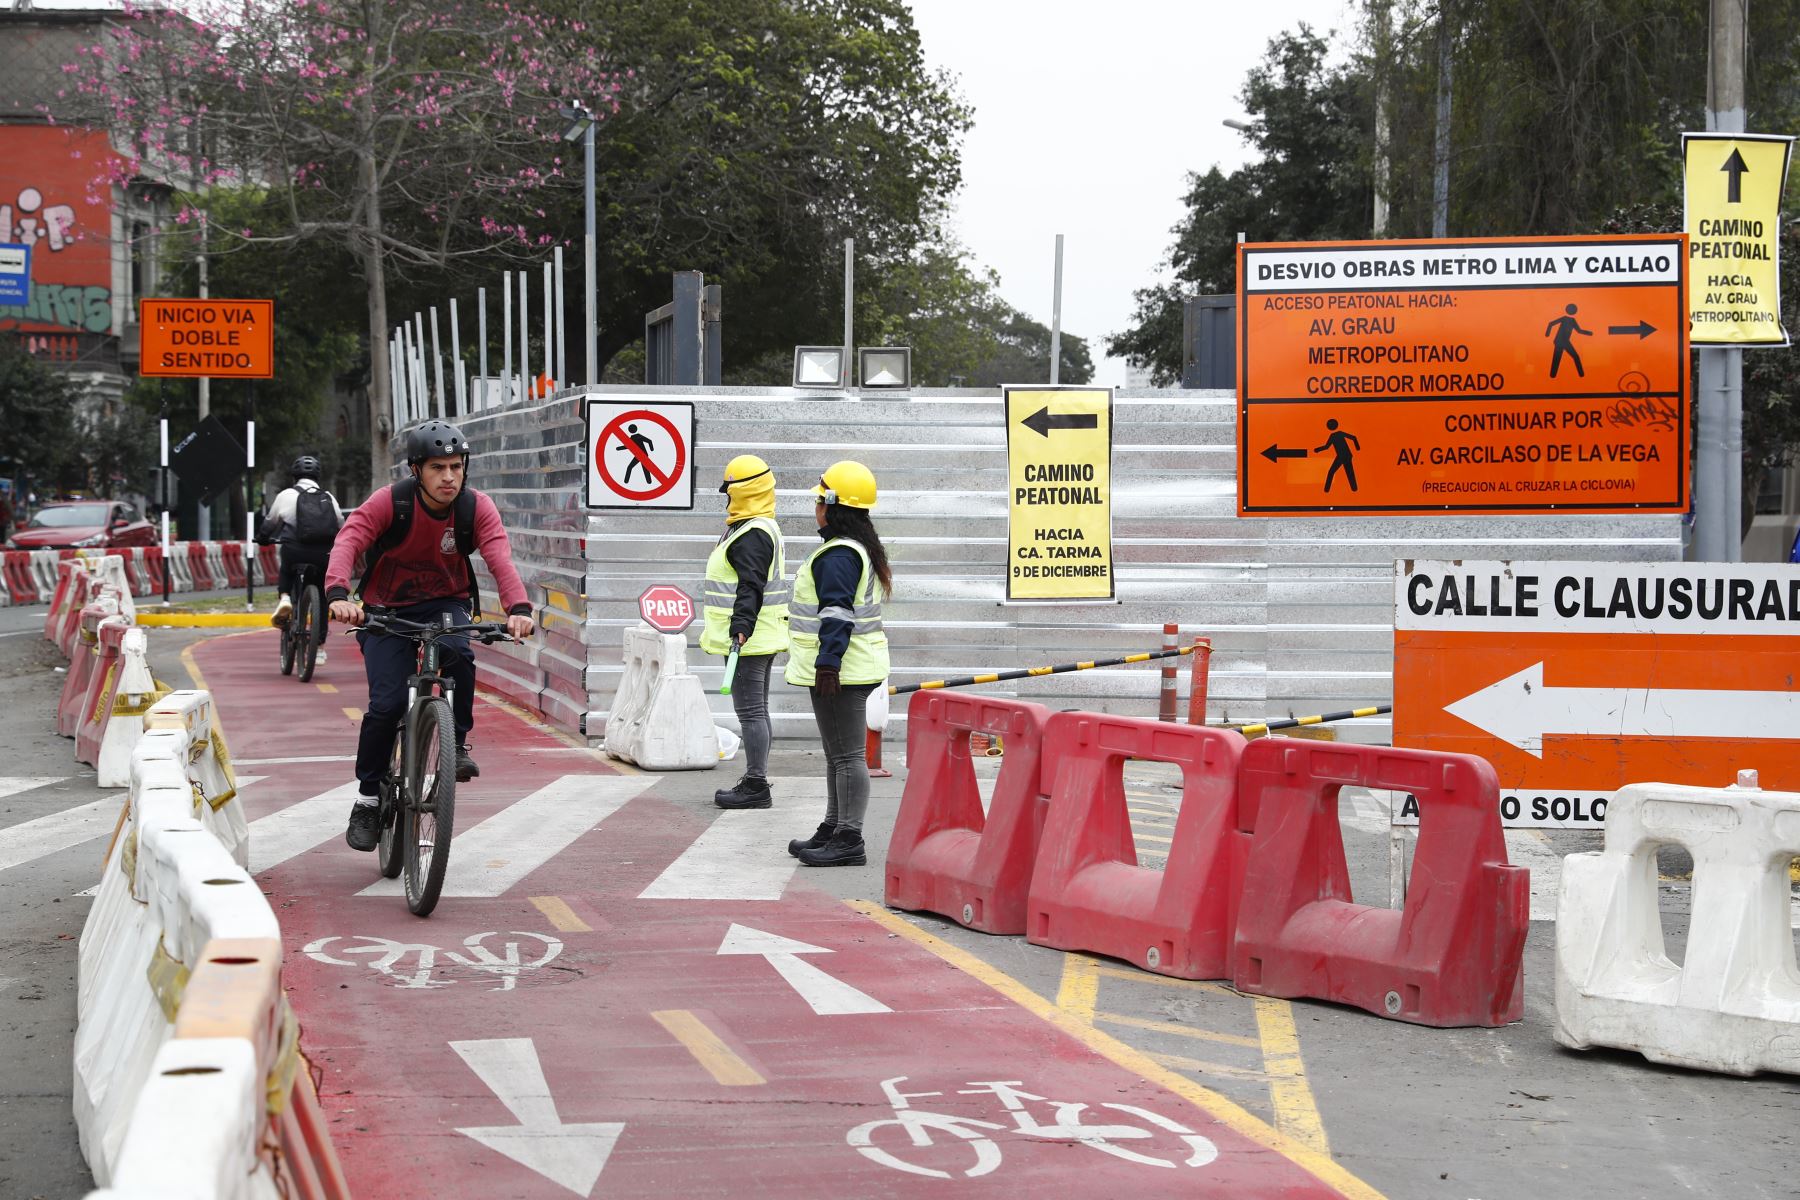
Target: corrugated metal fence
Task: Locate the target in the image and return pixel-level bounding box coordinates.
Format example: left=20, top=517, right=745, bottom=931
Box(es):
left=450, top=384, right=1683, bottom=742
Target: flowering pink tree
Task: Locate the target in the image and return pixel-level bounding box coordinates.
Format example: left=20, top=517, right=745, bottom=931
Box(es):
left=63, top=0, right=622, bottom=481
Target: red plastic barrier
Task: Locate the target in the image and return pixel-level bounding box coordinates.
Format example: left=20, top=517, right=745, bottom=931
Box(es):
left=58, top=600, right=113, bottom=738
left=187, top=542, right=216, bottom=591
left=220, top=541, right=248, bottom=589
left=2, top=551, right=38, bottom=604
left=1025, top=711, right=1246, bottom=978
left=258, top=543, right=279, bottom=588
left=74, top=617, right=130, bottom=767
left=884, top=691, right=1052, bottom=934
left=55, top=568, right=93, bottom=658
left=141, top=546, right=170, bottom=595
left=45, top=559, right=80, bottom=643
left=1231, top=738, right=1528, bottom=1027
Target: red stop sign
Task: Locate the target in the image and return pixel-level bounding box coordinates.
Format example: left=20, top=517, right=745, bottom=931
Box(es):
left=637, top=584, right=696, bottom=634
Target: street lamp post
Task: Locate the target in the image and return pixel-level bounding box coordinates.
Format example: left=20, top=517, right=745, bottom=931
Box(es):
left=560, top=104, right=598, bottom=387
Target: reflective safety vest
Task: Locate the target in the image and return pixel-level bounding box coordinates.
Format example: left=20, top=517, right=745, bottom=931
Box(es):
left=785, top=537, right=889, bottom=687
left=700, top=517, right=789, bottom=657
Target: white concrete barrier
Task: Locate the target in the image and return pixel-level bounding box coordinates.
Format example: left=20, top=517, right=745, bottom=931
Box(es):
left=603, top=624, right=718, bottom=770
left=87, top=554, right=138, bottom=623
left=95, top=627, right=168, bottom=788
left=1555, top=772, right=1800, bottom=1076
left=135, top=691, right=250, bottom=868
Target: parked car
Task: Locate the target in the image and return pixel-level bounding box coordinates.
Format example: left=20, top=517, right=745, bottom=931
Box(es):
left=6, top=500, right=157, bottom=551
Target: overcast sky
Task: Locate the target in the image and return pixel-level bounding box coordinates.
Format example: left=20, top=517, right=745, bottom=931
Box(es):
left=904, top=0, right=1357, bottom=385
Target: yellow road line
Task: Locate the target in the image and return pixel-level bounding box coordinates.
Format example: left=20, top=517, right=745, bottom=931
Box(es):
left=1097, top=1011, right=1262, bottom=1049
left=476, top=690, right=643, bottom=776
left=1055, top=953, right=1101, bottom=1021
left=342, top=707, right=362, bottom=723
left=650, top=1010, right=765, bottom=1086
left=315, top=683, right=338, bottom=694
left=1145, top=1050, right=1271, bottom=1083
left=848, top=900, right=1382, bottom=1200
left=1127, top=807, right=1175, bottom=820
left=1254, top=997, right=1333, bottom=1156
left=1132, top=832, right=1174, bottom=844
left=529, top=896, right=592, bottom=932
left=180, top=639, right=209, bottom=689
left=1094, top=965, right=1241, bottom=997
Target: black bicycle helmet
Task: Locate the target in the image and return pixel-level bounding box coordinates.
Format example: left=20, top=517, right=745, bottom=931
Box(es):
left=404, top=419, right=470, bottom=465
left=290, top=454, right=322, bottom=481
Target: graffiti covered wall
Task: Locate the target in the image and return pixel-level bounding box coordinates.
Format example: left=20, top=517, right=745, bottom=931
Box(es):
left=0, top=126, right=115, bottom=336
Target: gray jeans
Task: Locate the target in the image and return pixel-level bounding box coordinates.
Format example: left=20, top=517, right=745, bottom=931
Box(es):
left=810, top=683, right=875, bottom=832
left=731, top=653, right=773, bottom=781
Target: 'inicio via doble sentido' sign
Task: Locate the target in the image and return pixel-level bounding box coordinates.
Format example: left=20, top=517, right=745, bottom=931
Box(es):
left=1237, top=234, right=1688, bottom=518
left=138, top=298, right=274, bottom=378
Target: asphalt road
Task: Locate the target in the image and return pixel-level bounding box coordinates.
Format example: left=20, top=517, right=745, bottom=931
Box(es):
left=3, top=604, right=1797, bottom=1199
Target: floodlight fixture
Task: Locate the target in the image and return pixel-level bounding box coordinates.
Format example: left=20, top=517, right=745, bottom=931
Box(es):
left=858, top=346, right=912, bottom=389
left=792, top=346, right=845, bottom=388
left=560, top=103, right=594, bottom=143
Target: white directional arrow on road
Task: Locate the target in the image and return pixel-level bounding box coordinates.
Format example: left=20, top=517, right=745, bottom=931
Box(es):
left=1445, top=661, right=1800, bottom=758
left=716, top=923, right=891, bottom=1016
left=451, top=1038, right=625, bottom=1197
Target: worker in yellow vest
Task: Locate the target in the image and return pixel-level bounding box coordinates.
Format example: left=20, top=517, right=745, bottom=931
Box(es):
left=703, top=455, right=789, bottom=808
left=785, top=460, right=891, bottom=866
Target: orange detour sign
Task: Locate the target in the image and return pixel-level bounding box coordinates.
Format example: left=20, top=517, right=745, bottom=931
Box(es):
left=1394, top=560, right=1800, bottom=828
left=138, top=298, right=274, bottom=378
left=1237, top=235, right=1688, bottom=517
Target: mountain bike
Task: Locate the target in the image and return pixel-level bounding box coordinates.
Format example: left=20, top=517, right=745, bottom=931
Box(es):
left=354, top=610, right=520, bottom=917
left=279, top=561, right=327, bottom=681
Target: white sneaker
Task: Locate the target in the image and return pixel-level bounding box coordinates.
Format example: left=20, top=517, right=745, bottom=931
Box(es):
left=271, top=595, right=293, bottom=628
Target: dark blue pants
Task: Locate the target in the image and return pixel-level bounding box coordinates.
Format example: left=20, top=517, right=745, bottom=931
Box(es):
left=354, top=599, right=475, bottom=794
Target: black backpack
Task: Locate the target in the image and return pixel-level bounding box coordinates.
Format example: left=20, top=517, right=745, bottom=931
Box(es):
left=357, top=476, right=482, bottom=613
left=293, top=486, right=340, bottom=545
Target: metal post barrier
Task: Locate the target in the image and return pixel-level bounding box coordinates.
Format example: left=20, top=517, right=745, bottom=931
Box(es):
left=1186, top=636, right=1212, bottom=726
left=1158, top=622, right=1179, bottom=722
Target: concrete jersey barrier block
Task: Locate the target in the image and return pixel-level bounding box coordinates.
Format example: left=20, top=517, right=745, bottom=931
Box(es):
left=1555, top=776, right=1800, bottom=1076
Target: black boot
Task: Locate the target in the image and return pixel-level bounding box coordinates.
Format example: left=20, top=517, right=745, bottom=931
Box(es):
left=797, top=825, right=866, bottom=867
left=788, top=821, right=834, bottom=858
left=714, top=775, right=772, bottom=809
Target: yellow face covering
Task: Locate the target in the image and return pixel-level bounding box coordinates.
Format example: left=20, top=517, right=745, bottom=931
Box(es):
left=726, top=470, right=776, bottom=523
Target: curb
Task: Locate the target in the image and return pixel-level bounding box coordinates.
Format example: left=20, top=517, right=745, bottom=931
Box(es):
left=136, top=612, right=276, bottom=628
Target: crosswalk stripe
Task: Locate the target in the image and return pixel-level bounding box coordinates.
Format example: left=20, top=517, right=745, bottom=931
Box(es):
left=359, top=775, right=653, bottom=899
left=249, top=784, right=366, bottom=874
left=0, top=776, right=67, bottom=803
left=638, top=777, right=828, bottom=901
left=0, top=796, right=125, bottom=873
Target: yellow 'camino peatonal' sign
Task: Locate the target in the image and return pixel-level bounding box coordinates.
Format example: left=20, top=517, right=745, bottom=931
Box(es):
left=1005, top=386, right=1114, bottom=601
left=1683, top=132, right=1793, bottom=346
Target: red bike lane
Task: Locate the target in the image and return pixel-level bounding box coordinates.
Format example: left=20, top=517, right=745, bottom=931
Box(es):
left=196, top=632, right=1369, bottom=1199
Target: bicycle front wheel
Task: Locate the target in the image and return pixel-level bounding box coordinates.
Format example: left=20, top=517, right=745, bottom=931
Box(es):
left=297, top=584, right=324, bottom=681
left=402, top=696, right=456, bottom=916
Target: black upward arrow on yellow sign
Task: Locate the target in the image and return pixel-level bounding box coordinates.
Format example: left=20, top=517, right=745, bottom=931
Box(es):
left=1721, top=148, right=1749, bottom=203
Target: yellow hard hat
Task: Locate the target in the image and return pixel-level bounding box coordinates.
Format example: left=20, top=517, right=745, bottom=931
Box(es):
left=719, top=453, right=772, bottom=494
left=814, top=460, right=877, bottom=510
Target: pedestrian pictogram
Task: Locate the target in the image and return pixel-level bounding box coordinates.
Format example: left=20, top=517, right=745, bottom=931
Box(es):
left=1683, top=132, right=1793, bottom=346
left=1394, top=559, right=1800, bottom=828
left=584, top=397, right=696, bottom=509
left=1237, top=234, right=1689, bottom=517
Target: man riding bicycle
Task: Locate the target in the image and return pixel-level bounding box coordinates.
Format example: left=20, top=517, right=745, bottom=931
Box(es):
left=326, top=420, right=535, bottom=852
left=258, top=455, right=343, bottom=629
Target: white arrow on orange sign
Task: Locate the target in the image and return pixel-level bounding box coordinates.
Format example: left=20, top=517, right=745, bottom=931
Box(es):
left=1446, top=661, right=1800, bottom=758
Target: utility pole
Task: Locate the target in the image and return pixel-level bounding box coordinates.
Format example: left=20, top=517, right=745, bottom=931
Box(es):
left=1696, top=0, right=1748, bottom=562
left=842, top=238, right=854, bottom=390
left=195, top=211, right=210, bottom=540
left=1372, top=0, right=1392, bottom=237
left=1432, top=0, right=1454, bottom=238
left=1049, top=234, right=1064, bottom=385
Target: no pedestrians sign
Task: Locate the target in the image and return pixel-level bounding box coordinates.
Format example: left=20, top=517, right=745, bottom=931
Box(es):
left=585, top=398, right=696, bottom=510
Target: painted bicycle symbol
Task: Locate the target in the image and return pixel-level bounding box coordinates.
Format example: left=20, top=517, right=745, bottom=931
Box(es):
left=847, top=1076, right=1219, bottom=1179
left=301, top=931, right=564, bottom=992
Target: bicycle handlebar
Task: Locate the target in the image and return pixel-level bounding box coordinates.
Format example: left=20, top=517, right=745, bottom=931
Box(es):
left=342, top=612, right=521, bottom=646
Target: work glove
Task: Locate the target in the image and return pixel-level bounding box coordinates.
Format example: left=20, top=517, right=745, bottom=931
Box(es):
left=814, top=665, right=841, bottom=696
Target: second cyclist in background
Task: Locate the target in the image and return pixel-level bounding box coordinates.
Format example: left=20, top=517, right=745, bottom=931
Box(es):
left=259, top=454, right=343, bottom=629
left=326, top=421, right=535, bottom=852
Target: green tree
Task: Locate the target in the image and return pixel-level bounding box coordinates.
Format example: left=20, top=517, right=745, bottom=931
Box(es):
left=0, top=339, right=81, bottom=505
left=1107, top=26, right=1371, bottom=383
